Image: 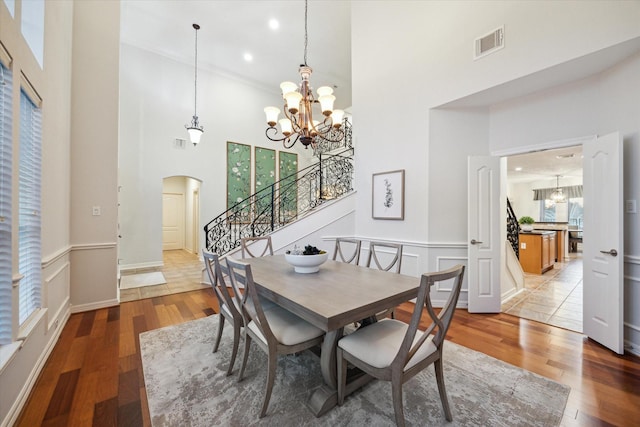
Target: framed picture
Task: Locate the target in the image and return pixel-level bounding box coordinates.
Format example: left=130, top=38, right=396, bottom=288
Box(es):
left=278, top=151, right=298, bottom=222
left=226, top=141, right=252, bottom=222
left=254, top=146, right=276, bottom=221
left=372, top=169, right=405, bottom=220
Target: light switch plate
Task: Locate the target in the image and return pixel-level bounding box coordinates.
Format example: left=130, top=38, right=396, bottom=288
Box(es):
left=626, top=200, right=637, bottom=214
left=92, top=206, right=101, bottom=216
left=520, top=242, right=526, bottom=249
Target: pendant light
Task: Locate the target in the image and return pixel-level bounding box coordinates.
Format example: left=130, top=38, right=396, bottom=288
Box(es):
left=550, top=175, right=566, bottom=203
left=185, top=23, right=203, bottom=145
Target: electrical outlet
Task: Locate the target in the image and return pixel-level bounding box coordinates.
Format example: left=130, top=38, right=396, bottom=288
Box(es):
left=520, top=242, right=526, bottom=249
left=626, top=200, right=637, bottom=214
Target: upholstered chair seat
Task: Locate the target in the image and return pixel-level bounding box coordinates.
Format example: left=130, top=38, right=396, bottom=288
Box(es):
left=338, top=319, right=437, bottom=371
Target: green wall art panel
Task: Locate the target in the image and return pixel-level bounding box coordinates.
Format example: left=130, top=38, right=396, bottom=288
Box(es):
left=279, top=151, right=298, bottom=221
left=254, top=147, right=276, bottom=218
left=227, top=141, right=252, bottom=220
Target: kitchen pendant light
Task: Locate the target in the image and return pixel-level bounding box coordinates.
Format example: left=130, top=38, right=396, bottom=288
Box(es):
left=550, top=175, right=566, bottom=203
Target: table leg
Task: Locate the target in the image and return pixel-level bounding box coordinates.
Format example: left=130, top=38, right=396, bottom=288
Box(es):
left=307, top=328, right=341, bottom=416
left=307, top=325, right=376, bottom=417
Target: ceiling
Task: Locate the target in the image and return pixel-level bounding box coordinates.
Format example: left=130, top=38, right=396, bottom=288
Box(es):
left=507, top=145, right=583, bottom=184
left=120, top=2, right=639, bottom=185
left=120, top=0, right=352, bottom=107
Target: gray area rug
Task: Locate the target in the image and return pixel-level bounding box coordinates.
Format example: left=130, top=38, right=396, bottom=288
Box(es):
left=140, top=315, right=570, bottom=426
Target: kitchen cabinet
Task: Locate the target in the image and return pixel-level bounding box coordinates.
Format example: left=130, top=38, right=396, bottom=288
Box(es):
left=519, top=231, right=556, bottom=274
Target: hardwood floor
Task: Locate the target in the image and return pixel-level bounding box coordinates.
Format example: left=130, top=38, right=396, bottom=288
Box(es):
left=15, top=289, right=640, bottom=426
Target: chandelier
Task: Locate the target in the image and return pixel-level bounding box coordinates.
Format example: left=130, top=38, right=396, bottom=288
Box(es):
left=263, top=0, right=345, bottom=149
left=185, top=23, right=203, bottom=146
left=550, top=175, right=566, bottom=203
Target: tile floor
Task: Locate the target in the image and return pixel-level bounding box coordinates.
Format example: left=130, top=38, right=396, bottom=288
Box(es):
left=119, top=249, right=208, bottom=302
left=502, top=252, right=583, bottom=333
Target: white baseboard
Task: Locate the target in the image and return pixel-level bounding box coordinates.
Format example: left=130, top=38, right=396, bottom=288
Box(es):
left=70, top=298, right=119, bottom=314
left=3, top=307, right=71, bottom=427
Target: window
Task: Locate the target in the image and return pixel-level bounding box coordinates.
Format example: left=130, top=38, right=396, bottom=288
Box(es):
left=2, top=0, right=15, bottom=17
left=540, top=197, right=583, bottom=227
left=0, top=63, right=12, bottom=344
left=18, top=89, right=42, bottom=325
left=20, top=0, right=44, bottom=67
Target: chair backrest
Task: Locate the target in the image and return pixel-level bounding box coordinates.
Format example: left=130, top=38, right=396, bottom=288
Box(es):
left=366, top=241, right=403, bottom=273
left=202, top=250, right=242, bottom=318
left=393, top=264, right=465, bottom=370
left=225, top=257, right=276, bottom=346
left=332, top=238, right=362, bottom=265
left=240, top=236, right=274, bottom=258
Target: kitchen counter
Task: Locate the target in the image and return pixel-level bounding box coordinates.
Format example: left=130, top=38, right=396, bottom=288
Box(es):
left=519, top=231, right=556, bottom=274
left=520, top=230, right=556, bottom=235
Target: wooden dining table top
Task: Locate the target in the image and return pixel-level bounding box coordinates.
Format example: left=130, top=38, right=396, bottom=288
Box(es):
left=241, top=254, right=420, bottom=331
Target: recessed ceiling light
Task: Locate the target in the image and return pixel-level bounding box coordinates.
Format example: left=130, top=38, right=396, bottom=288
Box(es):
left=269, top=19, right=279, bottom=30
left=515, top=167, right=523, bottom=171
left=243, top=53, right=253, bottom=62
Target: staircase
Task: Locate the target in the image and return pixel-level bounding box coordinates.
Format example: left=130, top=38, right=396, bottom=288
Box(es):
left=507, top=198, right=520, bottom=258
left=204, top=121, right=354, bottom=256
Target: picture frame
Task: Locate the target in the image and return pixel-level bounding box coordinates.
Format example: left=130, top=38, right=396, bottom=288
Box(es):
left=372, top=169, right=405, bottom=220
left=226, top=141, right=252, bottom=222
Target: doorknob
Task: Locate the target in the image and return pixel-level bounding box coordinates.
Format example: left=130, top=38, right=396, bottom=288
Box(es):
left=599, top=249, right=618, bottom=257
left=470, top=239, right=483, bottom=245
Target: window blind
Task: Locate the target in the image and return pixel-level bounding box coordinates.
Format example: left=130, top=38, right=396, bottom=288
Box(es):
left=0, top=63, right=12, bottom=344
left=533, top=185, right=583, bottom=201
left=18, top=89, right=41, bottom=325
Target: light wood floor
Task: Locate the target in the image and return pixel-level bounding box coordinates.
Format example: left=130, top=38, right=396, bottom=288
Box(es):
left=14, top=287, right=640, bottom=426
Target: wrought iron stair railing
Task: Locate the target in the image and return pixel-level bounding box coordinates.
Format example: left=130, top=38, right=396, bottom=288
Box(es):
left=204, top=147, right=354, bottom=256
left=507, top=198, right=520, bottom=258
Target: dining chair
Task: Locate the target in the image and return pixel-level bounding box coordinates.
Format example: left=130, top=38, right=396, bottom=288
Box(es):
left=240, top=236, right=274, bottom=258
left=366, top=241, right=403, bottom=273
left=202, top=250, right=244, bottom=376
left=365, top=241, right=403, bottom=319
left=226, top=257, right=325, bottom=418
left=332, top=238, right=362, bottom=265
left=337, top=264, right=465, bottom=427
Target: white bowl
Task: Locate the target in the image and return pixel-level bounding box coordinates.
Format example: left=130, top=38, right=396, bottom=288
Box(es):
left=284, top=252, right=329, bottom=274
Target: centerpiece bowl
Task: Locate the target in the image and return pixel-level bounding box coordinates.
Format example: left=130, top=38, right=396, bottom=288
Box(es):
left=284, top=252, right=329, bottom=274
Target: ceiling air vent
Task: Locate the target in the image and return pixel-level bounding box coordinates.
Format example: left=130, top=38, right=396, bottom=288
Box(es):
left=474, top=26, right=504, bottom=60
left=173, top=138, right=187, bottom=149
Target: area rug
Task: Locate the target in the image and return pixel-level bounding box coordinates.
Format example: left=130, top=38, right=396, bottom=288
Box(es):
left=119, top=271, right=167, bottom=290
left=140, top=316, right=570, bottom=426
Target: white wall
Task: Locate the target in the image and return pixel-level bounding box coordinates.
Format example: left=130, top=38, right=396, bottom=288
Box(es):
left=0, top=0, right=75, bottom=424
left=352, top=1, right=640, bottom=350
left=69, top=0, right=120, bottom=310
left=118, top=43, right=315, bottom=268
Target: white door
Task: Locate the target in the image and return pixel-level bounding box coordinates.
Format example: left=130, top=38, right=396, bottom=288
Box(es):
left=583, top=132, right=624, bottom=354
left=467, top=156, right=505, bottom=313
left=192, top=190, right=200, bottom=254
left=163, top=193, right=185, bottom=251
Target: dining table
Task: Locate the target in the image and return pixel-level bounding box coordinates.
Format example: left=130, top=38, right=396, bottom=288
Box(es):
left=241, top=254, right=420, bottom=417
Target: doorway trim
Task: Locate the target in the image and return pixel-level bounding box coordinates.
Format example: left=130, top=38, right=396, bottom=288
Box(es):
left=491, top=134, right=595, bottom=325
